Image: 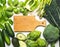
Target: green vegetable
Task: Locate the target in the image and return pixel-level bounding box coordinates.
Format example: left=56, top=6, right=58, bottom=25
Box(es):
left=8, top=0, right=13, bottom=6
left=8, top=19, right=13, bottom=25
left=27, top=30, right=41, bottom=40
left=56, top=0, right=60, bottom=8
left=19, top=7, right=29, bottom=15
left=12, top=38, right=19, bottom=47
left=6, top=11, right=13, bottom=18
left=0, top=5, right=13, bottom=29
left=43, top=0, right=60, bottom=42
left=13, top=8, right=20, bottom=14
left=19, top=1, right=24, bottom=7
left=37, top=38, right=48, bottom=47
left=43, top=24, right=59, bottom=47
left=44, top=0, right=60, bottom=30
left=30, top=0, right=39, bottom=11
left=0, top=0, right=6, bottom=5
left=13, top=0, right=19, bottom=6
left=16, top=33, right=26, bottom=41
left=0, top=31, right=5, bottom=47
left=25, top=0, right=39, bottom=11
left=5, top=23, right=14, bottom=37
left=26, top=40, right=38, bottom=47
left=2, top=29, right=10, bottom=45
left=19, top=41, right=27, bottom=47
left=0, top=24, right=4, bottom=29
left=6, top=7, right=13, bottom=12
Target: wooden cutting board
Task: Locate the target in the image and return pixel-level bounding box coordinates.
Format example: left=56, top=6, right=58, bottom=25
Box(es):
left=14, top=16, right=46, bottom=32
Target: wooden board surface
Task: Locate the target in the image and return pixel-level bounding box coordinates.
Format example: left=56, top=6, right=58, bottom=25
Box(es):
left=14, top=16, right=46, bottom=31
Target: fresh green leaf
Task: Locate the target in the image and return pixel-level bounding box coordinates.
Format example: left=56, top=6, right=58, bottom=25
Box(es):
left=44, top=0, right=60, bottom=29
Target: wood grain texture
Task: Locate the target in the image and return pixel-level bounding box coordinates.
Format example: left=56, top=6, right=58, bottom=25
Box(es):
left=14, top=16, right=46, bottom=32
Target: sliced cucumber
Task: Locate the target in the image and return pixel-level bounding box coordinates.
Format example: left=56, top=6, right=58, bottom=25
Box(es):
left=16, top=33, right=26, bottom=41
left=19, top=41, right=27, bottom=47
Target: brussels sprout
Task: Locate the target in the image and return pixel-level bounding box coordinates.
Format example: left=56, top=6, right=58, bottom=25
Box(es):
left=6, top=11, right=13, bottom=18
left=37, top=38, right=48, bottom=47
left=27, top=30, right=41, bottom=40
left=26, top=40, right=38, bottom=47
left=6, top=7, right=13, bottom=12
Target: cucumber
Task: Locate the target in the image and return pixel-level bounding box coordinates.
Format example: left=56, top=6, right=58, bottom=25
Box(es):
left=2, top=29, right=10, bottom=45
left=19, top=41, right=27, bottom=47
left=12, top=38, right=19, bottom=47
left=5, top=23, right=14, bottom=37
left=16, top=33, right=26, bottom=41
left=0, top=31, right=5, bottom=47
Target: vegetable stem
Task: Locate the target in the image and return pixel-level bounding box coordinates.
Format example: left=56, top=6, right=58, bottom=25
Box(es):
left=51, top=43, right=55, bottom=47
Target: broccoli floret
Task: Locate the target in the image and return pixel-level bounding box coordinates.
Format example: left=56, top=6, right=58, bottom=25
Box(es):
left=37, top=38, right=48, bottom=47
left=43, top=24, right=59, bottom=47
left=27, top=30, right=41, bottom=40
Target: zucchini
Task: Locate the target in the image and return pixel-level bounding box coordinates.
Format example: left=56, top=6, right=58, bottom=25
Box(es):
left=16, top=33, right=26, bottom=41
left=19, top=41, right=27, bottom=47
left=2, top=29, right=10, bottom=45
left=5, top=23, right=14, bottom=37
left=12, top=38, right=19, bottom=47
left=0, top=31, right=5, bottom=47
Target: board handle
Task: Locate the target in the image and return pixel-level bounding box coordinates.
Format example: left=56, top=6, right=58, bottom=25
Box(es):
left=36, top=20, right=46, bottom=27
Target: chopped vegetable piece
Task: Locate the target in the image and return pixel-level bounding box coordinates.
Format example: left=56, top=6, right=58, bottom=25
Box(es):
left=16, top=33, right=26, bottom=41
